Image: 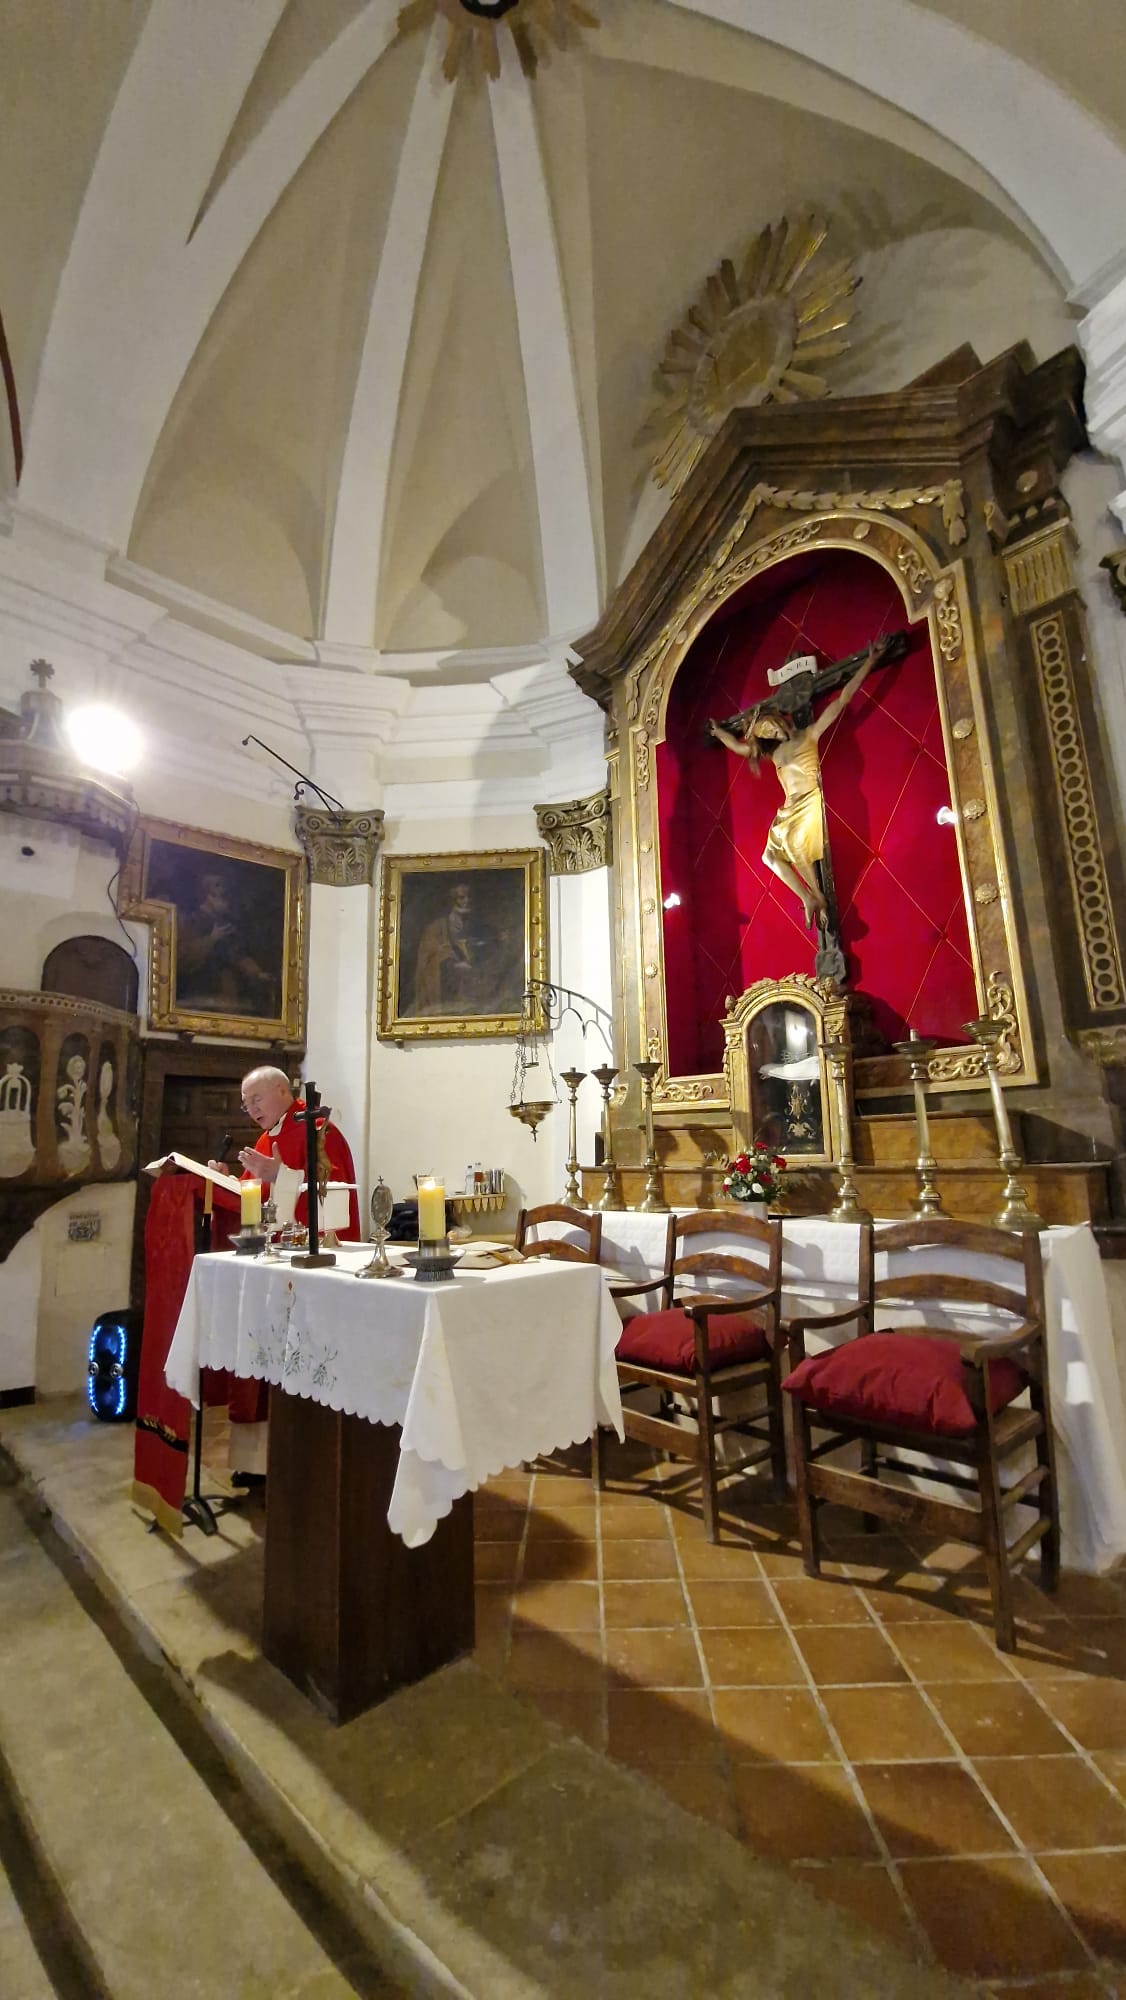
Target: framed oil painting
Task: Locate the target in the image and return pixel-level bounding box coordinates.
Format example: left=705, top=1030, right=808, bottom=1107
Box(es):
left=120, top=818, right=306, bottom=1042
left=377, top=849, right=548, bottom=1041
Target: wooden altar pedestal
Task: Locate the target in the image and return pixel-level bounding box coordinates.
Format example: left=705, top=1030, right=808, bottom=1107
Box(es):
left=263, top=1389, right=475, bottom=1723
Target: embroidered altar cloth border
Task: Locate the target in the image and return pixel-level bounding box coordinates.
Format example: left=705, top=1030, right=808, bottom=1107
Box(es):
left=165, top=1249, right=624, bottom=1548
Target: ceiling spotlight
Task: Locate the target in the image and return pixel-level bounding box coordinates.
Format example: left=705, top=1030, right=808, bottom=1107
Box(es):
left=65, top=704, right=143, bottom=778
left=935, top=806, right=957, bottom=826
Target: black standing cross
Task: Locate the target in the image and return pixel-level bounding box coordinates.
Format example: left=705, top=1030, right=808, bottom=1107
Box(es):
left=290, top=1080, right=336, bottom=1269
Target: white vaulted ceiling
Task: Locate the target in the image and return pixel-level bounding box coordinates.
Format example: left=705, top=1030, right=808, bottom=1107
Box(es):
left=2, top=0, right=1125, bottom=672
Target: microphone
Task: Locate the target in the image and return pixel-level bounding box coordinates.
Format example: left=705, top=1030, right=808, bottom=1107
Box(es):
left=217, top=1131, right=233, bottom=1163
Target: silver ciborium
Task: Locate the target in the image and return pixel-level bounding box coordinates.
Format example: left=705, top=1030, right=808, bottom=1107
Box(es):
left=356, top=1177, right=396, bottom=1279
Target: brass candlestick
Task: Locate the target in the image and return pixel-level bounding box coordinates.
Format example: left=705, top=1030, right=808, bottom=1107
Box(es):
left=892, top=1035, right=947, bottom=1219
left=592, top=1064, right=626, bottom=1211
left=964, top=1016, right=1045, bottom=1231
left=634, top=1060, right=668, bottom=1213
left=560, top=1068, right=587, bottom=1208
left=820, top=1039, right=872, bottom=1224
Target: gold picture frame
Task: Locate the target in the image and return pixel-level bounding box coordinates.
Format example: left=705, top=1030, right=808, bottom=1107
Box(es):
left=120, top=817, right=306, bottom=1043
left=377, top=848, right=548, bottom=1041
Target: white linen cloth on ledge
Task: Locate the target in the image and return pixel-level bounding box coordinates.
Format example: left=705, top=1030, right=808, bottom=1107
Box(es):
left=526, top=1211, right=1126, bottom=1575
left=165, top=1248, right=624, bottom=1548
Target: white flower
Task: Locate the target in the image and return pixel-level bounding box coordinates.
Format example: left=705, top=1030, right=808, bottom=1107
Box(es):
left=751, top=1182, right=764, bottom=1195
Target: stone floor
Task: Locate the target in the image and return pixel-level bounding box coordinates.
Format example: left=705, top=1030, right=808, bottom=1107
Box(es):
left=491, top=1439, right=1126, bottom=1994
left=1, top=1395, right=1123, bottom=1997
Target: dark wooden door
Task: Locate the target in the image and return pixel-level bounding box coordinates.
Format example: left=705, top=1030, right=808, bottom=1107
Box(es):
left=158, top=1072, right=258, bottom=1171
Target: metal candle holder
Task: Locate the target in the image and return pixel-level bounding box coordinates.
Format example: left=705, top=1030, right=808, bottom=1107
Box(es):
left=634, top=1060, right=668, bottom=1213
left=820, top=1039, right=872, bottom=1224
left=592, top=1064, right=626, bottom=1211
left=414, top=1236, right=457, bottom=1283
left=964, top=1016, right=1046, bottom=1231
left=560, top=1069, right=587, bottom=1208
left=891, top=1035, right=947, bottom=1219
left=356, top=1178, right=395, bottom=1279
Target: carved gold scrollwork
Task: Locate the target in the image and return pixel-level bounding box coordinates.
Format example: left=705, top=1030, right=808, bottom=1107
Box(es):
left=896, top=545, right=930, bottom=599
left=294, top=806, right=384, bottom=888
left=635, top=731, right=652, bottom=792
left=928, top=972, right=1019, bottom=1081
left=534, top=791, right=612, bottom=874
left=933, top=576, right=963, bottom=662
left=952, top=717, right=974, bottom=740
left=1077, top=1024, right=1126, bottom=1067
left=962, top=799, right=986, bottom=821
left=1030, top=611, right=1125, bottom=1010
left=1004, top=521, right=1075, bottom=615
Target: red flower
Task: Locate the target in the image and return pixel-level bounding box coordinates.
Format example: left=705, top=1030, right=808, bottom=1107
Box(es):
left=732, top=1153, right=750, bottom=1173
left=773, top=1156, right=787, bottom=1170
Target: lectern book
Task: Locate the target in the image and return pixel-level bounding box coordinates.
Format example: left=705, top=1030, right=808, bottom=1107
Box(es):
left=144, top=1153, right=242, bottom=1195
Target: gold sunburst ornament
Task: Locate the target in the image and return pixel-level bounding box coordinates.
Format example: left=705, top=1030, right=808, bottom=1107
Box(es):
left=637, top=215, right=860, bottom=492
left=396, top=0, right=598, bottom=83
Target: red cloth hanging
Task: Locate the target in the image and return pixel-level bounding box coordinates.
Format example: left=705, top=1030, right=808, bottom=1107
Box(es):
left=131, top=1175, right=197, bottom=1537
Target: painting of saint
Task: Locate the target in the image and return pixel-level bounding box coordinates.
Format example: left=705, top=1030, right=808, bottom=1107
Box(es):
left=144, top=842, right=286, bottom=1022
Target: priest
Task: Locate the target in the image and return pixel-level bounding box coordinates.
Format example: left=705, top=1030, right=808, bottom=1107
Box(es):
left=212, top=1065, right=361, bottom=1478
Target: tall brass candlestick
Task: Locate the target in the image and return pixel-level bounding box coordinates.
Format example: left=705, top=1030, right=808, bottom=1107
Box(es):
left=560, top=1068, right=587, bottom=1208
left=820, top=1038, right=872, bottom=1224
left=592, top=1064, right=626, bottom=1211
left=633, top=1060, right=668, bottom=1213
left=891, top=1035, right=947, bottom=1219
left=964, top=1016, right=1045, bottom=1231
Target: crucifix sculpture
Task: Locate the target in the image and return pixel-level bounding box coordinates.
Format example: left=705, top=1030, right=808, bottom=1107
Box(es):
left=708, top=630, right=907, bottom=983
left=290, top=1079, right=336, bottom=1268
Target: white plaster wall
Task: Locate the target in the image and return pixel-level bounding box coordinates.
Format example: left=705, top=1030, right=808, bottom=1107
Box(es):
left=31, top=1182, right=135, bottom=1397
left=0, top=1230, right=40, bottom=1393
left=0, top=816, right=142, bottom=991
left=304, top=878, right=375, bottom=1218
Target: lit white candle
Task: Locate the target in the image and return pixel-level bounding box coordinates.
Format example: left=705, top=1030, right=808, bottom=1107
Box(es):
left=240, top=1180, right=262, bottom=1227
left=416, top=1177, right=445, bottom=1240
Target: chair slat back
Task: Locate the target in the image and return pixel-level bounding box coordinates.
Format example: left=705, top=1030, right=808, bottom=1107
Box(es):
left=865, top=1219, right=1043, bottom=1327
left=516, top=1204, right=602, bottom=1264
left=672, top=1209, right=782, bottom=1302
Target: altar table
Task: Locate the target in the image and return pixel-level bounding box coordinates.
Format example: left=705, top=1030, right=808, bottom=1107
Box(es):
left=529, top=1212, right=1126, bottom=1576
left=166, top=1248, right=624, bottom=1718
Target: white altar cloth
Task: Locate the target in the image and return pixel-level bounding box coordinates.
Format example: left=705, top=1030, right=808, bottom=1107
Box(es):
left=527, top=1212, right=1126, bottom=1575
left=166, top=1248, right=624, bottom=1548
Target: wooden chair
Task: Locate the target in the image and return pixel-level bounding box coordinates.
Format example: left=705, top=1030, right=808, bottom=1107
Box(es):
left=593, top=1208, right=786, bottom=1540
left=782, top=1219, right=1059, bottom=1652
left=515, top=1203, right=602, bottom=1264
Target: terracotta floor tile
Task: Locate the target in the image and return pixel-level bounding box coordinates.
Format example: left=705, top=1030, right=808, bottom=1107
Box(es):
left=855, top=1760, right=1016, bottom=1858
left=897, top=1855, right=1089, bottom=1979
left=505, top=1629, right=605, bottom=1694
left=675, top=1539, right=767, bottom=1580
left=604, top=1626, right=704, bottom=1688
left=602, top=1580, right=687, bottom=1628
left=509, top=1580, right=601, bottom=1633
left=599, top=1500, right=676, bottom=1540
left=525, top=1501, right=598, bottom=1541
left=683, top=1579, right=779, bottom=1627
left=605, top=1687, right=717, bottom=1764
left=860, top=1574, right=964, bottom=1622
left=927, top=1680, right=1073, bottom=1758
left=1011, top=1627, right=1119, bottom=1682
left=1035, top=1678, right=1126, bottom=1751
left=474, top=1583, right=513, bottom=1634
left=699, top=1625, right=804, bottom=1688
left=792, top=1624, right=908, bottom=1686
left=770, top=1577, right=874, bottom=1625
left=822, top=1684, right=954, bottom=1763
left=974, top=1754, right=1126, bottom=1852
left=733, top=1761, right=880, bottom=1861
left=1092, top=1748, right=1126, bottom=1802
left=1048, top=1571, right=1126, bottom=1619
left=471, top=1505, right=525, bottom=1542
left=712, top=1687, right=836, bottom=1762
left=480, top=1472, right=532, bottom=1498
left=520, top=1690, right=606, bottom=1753
left=753, top=1547, right=811, bottom=1578
left=473, top=1541, right=520, bottom=1583
left=633, top=1758, right=739, bottom=1834
left=1038, top=1850, right=1126, bottom=1962
left=1054, top=1617, right=1126, bottom=1677
left=892, top=1620, right=1017, bottom=1682
left=983, top=1976, right=1122, bottom=2000
left=599, top=1538, right=680, bottom=1580
left=520, top=1539, right=599, bottom=1583
left=789, top=1863, right=923, bottom=1957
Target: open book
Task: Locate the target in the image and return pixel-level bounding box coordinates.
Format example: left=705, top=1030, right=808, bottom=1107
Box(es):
left=144, top=1152, right=242, bottom=1196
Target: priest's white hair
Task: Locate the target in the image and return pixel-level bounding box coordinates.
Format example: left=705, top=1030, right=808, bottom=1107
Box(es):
left=241, top=1064, right=294, bottom=1095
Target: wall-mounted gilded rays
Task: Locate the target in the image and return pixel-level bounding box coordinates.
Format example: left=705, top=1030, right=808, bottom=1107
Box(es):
left=396, top=0, right=598, bottom=82
left=637, top=215, right=860, bottom=492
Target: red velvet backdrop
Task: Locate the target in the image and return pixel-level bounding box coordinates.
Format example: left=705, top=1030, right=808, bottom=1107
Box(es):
left=657, top=547, right=977, bottom=1076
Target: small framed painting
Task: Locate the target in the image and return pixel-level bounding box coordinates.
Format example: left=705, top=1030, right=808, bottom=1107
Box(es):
left=377, top=849, right=548, bottom=1040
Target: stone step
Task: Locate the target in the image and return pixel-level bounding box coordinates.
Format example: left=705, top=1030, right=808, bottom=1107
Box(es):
left=0, top=1477, right=398, bottom=2000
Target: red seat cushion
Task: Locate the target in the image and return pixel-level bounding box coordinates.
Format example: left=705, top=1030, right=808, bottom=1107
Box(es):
left=782, top=1331, right=1026, bottom=1438
left=616, top=1307, right=770, bottom=1374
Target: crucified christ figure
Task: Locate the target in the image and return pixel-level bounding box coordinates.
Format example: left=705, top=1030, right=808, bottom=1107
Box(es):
left=708, top=633, right=899, bottom=943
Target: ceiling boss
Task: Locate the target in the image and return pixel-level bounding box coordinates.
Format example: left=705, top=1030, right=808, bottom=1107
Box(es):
left=396, top=0, right=599, bottom=82
left=637, top=214, right=860, bottom=491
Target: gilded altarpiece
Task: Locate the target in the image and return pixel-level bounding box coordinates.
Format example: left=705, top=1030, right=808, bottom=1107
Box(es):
left=575, top=345, right=1125, bottom=1213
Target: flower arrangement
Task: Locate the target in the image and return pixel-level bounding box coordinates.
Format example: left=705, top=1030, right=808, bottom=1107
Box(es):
left=723, top=1141, right=786, bottom=1205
